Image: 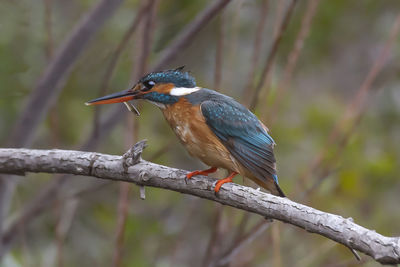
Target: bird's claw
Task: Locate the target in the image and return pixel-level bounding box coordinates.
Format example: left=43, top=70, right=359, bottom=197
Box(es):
left=213, top=181, right=221, bottom=197
left=185, top=171, right=197, bottom=185
left=212, top=172, right=237, bottom=196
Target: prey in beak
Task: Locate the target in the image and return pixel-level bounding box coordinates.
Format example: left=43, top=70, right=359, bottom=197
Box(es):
left=85, top=86, right=141, bottom=116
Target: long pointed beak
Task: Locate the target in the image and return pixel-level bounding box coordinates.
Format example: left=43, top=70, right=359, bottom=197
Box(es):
left=85, top=90, right=137, bottom=106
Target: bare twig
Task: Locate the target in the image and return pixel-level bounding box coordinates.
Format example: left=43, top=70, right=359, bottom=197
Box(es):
left=0, top=175, right=69, bottom=257
left=0, top=147, right=399, bottom=265
left=202, top=204, right=224, bottom=267
left=231, top=212, right=251, bottom=245
left=242, top=15, right=400, bottom=266
left=350, top=247, right=362, bottom=261
left=0, top=0, right=235, bottom=260
left=220, top=2, right=301, bottom=258
left=0, top=0, right=123, bottom=246
left=0, top=121, right=168, bottom=260
left=242, top=0, right=269, bottom=95
left=226, top=17, right=400, bottom=257
left=44, top=0, right=54, bottom=60
left=269, top=0, right=321, bottom=123
left=297, top=240, right=336, bottom=267
left=216, top=219, right=272, bottom=266
left=43, top=4, right=68, bottom=265
left=300, top=13, right=400, bottom=191
left=0, top=180, right=15, bottom=235
left=248, top=0, right=298, bottom=111
left=113, top=4, right=159, bottom=262
left=168, top=199, right=201, bottom=267
left=112, top=182, right=131, bottom=267
left=137, top=0, right=158, bottom=77
left=272, top=222, right=281, bottom=267
left=9, top=0, right=123, bottom=147
left=280, top=0, right=320, bottom=95
left=139, top=186, right=146, bottom=200
left=273, top=0, right=287, bottom=39
left=67, top=181, right=112, bottom=200
left=93, top=0, right=152, bottom=140
left=55, top=198, right=79, bottom=267
left=346, top=14, right=400, bottom=121
left=234, top=18, right=399, bottom=259
left=303, top=113, right=373, bottom=199
left=112, top=118, right=138, bottom=267
left=226, top=0, right=244, bottom=83
left=152, top=0, right=232, bottom=70
left=91, top=0, right=233, bottom=151
left=214, top=14, right=225, bottom=91
left=206, top=16, right=228, bottom=257
left=83, top=105, right=127, bottom=151
left=90, top=0, right=234, bottom=150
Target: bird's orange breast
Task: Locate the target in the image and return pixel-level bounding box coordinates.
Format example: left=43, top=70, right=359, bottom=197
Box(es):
left=161, top=98, right=240, bottom=172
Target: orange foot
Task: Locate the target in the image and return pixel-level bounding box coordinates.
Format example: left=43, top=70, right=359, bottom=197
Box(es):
left=214, top=172, right=238, bottom=193
left=186, top=167, right=218, bottom=180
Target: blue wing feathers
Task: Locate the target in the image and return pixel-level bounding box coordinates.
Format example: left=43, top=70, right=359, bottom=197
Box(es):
left=199, top=90, right=285, bottom=197
left=272, top=174, right=279, bottom=184
left=200, top=95, right=278, bottom=184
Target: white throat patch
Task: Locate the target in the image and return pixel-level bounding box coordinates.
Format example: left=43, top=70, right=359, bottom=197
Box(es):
left=170, top=87, right=200, bottom=96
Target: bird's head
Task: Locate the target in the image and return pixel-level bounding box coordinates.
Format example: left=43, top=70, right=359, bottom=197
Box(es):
left=86, top=67, right=199, bottom=109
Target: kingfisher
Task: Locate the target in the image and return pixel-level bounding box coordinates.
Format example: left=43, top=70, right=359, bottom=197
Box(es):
left=86, top=67, right=285, bottom=197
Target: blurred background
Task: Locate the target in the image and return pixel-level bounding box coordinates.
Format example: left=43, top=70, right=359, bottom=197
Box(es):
left=0, top=0, right=400, bottom=266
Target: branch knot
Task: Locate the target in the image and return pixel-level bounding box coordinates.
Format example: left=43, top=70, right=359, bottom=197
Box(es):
left=122, top=140, right=147, bottom=172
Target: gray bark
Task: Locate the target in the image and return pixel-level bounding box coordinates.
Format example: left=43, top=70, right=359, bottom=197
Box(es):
left=0, top=144, right=399, bottom=265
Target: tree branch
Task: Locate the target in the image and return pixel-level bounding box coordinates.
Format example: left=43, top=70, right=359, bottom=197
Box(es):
left=248, top=0, right=298, bottom=110
left=9, top=0, right=123, bottom=147
left=0, top=144, right=399, bottom=265
left=0, top=2, right=233, bottom=257
left=152, top=0, right=232, bottom=70
left=0, top=0, right=123, bottom=241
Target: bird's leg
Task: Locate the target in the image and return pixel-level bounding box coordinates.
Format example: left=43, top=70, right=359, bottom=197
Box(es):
left=214, top=172, right=238, bottom=193
left=186, top=167, right=218, bottom=180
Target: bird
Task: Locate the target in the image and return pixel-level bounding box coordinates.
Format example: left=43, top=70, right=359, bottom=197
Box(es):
left=86, top=67, right=285, bottom=197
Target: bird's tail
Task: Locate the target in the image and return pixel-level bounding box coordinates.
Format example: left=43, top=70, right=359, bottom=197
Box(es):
left=252, top=174, right=286, bottom=197
left=272, top=174, right=286, bottom=197
left=274, top=181, right=286, bottom=197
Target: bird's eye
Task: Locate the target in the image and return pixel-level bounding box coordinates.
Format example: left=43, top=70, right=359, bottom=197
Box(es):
left=143, top=80, right=155, bottom=91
